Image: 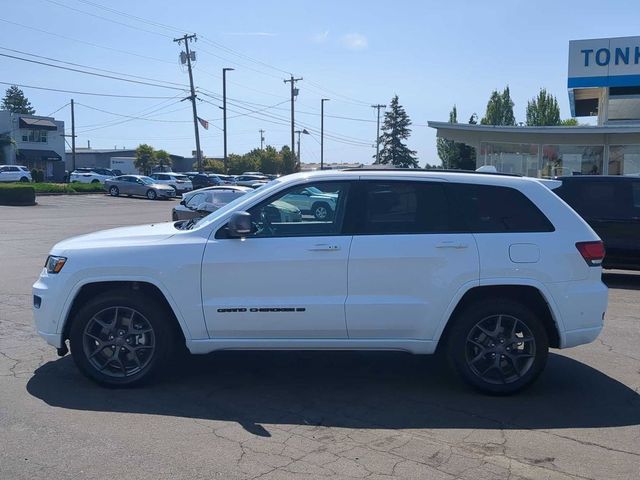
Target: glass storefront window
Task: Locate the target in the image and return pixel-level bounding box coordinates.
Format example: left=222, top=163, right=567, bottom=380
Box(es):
left=609, top=145, right=640, bottom=176
left=479, top=143, right=539, bottom=176
left=541, top=145, right=603, bottom=177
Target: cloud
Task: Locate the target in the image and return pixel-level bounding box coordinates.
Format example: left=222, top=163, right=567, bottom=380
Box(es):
left=341, top=33, right=368, bottom=50
left=311, top=30, right=330, bottom=44
left=223, top=32, right=277, bottom=37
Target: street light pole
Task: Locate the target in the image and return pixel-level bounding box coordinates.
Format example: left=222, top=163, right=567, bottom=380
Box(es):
left=222, top=67, right=234, bottom=173
left=320, top=98, right=329, bottom=170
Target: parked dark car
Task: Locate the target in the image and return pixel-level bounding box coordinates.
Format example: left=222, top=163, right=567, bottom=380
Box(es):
left=185, top=173, right=223, bottom=190
left=552, top=175, right=640, bottom=270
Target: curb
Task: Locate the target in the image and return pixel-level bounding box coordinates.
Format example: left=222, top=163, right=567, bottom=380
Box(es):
left=36, top=191, right=106, bottom=196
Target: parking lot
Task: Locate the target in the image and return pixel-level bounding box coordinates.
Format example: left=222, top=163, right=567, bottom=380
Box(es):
left=0, top=194, right=639, bottom=480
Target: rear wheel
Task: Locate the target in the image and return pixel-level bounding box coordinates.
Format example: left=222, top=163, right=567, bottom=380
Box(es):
left=91, top=179, right=100, bottom=184
left=146, top=189, right=157, bottom=200
left=109, top=186, right=119, bottom=196
left=19, top=176, right=29, bottom=183
left=69, top=290, right=174, bottom=387
left=446, top=299, right=548, bottom=395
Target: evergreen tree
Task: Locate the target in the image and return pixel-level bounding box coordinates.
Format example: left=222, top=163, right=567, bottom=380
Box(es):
left=480, top=86, right=515, bottom=126
left=376, top=95, right=418, bottom=168
left=155, top=149, right=171, bottom=171
left=280, top=145, right=298, bottom=174
left=1, top=86, right=35, bottom=114
left=437, top=105, right=459, bottom=168
left=526, top=88, right=561, bottom=126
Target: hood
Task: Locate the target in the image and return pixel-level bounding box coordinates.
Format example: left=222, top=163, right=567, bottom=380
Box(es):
left=51, top=222, right=178, bottom=254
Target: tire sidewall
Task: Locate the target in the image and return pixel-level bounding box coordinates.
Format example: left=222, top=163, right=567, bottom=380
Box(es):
left=69, top=290, right=172, bottom=387
left=312, top=202, right=332, bottom=220
left=447, top=299, right=549, bottom=395
left=109, top=186, right=119, bottom=196
left=147, top=189, right=157, bottom=200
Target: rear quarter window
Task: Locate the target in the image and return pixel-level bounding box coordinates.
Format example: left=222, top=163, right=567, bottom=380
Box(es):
left=447, top=183, right=554, bottom=233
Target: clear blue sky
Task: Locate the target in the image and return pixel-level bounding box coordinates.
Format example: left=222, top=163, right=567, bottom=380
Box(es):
left=2, top=0, right=639, bottom=166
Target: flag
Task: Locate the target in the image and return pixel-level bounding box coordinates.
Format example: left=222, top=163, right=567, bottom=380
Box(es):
left=197, top=117, right=209, bottom=130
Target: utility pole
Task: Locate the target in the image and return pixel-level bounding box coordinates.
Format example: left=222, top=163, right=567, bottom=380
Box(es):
left=371, top=104, right=386, bottom=164
left=283, top=75, right=302, bottom=163
left=295, top=129, right=309, bottom=165
left=174, top=33, right=203, bottom=172
left=222, top=67, right=234, bottom=173
left=61, top=99, right=77, bottom=176
left=70, top=99, right=76, bottom=172
left=259, top=129, right=265, bottom=150
left=320, top=98, right=329, bottom=170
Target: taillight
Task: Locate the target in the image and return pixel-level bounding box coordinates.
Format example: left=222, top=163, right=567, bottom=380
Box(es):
left=576, top=241, right=605, bottom=266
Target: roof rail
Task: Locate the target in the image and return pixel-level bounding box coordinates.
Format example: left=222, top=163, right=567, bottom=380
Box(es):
left=340, top=167, right=522, bottom=177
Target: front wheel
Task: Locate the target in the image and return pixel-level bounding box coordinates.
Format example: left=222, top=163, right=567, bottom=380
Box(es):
left=69, top=290, right=173, bottom=387
left=20, top=176, right=30, bottom=183
left=91, top=179, right=100, bottom=184
left=312, top=202, right=332, bottom=220
left=109, top=186, right=119, bottom=196
left=146, top=189, right=157, bottom=200
left=446, top=299, right=549, bottom=395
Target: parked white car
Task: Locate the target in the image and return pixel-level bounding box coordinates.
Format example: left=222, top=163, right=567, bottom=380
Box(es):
left=0, top=165, right=32, bottom=182
left=149, top=172, right=193, bottom=195
left=34, top=169, right=608, bottom=394
left=70, top=168, right=115, bottom=184
left=281, top=185, right=338, bottom=220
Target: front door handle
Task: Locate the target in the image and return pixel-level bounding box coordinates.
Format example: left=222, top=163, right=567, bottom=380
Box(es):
left=435, top=241, right=468, bottom=249
left=307, top=244, right=340, bottom=251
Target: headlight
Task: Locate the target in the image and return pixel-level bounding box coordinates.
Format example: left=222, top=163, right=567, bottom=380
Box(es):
left=45, top=255, right=67, bottom=274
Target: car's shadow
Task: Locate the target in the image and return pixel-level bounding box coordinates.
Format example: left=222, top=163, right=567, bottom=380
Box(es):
left=603, top=271, right=640, bottom=291
left=27, top=351, right=640, bottom=436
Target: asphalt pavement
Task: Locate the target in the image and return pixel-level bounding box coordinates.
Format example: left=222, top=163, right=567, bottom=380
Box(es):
left=0, top=195, right=638, bottom=480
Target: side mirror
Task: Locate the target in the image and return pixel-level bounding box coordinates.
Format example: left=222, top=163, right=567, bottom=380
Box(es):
left=228, top=211, right=252, bottom=237
left=179, top=199, right=186, bottom=206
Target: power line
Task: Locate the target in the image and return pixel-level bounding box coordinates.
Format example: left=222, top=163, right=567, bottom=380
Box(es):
left=0, top=81, right=178, bottom=99
left=0, top=18, right=175, bottom=65
left=0, top=52, right=186, bottom=91
left=76, top=102, right=192, bottom=123
left=0, top=47, right=188, bottom=89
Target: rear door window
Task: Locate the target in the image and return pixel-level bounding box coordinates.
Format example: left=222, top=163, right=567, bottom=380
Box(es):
left=447, top=183, right=554, bottom=233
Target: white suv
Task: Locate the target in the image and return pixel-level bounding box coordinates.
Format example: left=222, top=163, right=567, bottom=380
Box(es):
left=0, top=165, right=32, bottom=182
left=70, top=168, right=115, bottom=184
left=149, top=172, right=193, bottom=195
left=33, top=170, right=608, bottom=394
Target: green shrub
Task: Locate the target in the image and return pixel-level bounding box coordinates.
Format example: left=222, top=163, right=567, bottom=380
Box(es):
left=0, top=184, right=36, bottom=205
left=30, top=169, right=45, bottom=183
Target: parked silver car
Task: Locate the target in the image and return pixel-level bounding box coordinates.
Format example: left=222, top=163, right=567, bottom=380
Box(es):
left=105, top=175, right=176, bottom=200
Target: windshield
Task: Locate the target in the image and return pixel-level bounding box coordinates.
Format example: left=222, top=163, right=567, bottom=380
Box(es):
left=139, top=176, right=155, bottom=185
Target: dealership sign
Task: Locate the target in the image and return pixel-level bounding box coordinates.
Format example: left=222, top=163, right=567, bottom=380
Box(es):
left=568, top=36, right=640, bottom=88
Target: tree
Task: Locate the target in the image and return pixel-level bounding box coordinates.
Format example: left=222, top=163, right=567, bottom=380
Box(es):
left=437, top=105, right=459, bottom=168
left=2, top=86, right=35, bottom=114
left=526, top=88, right=561, bottom=126
left=155, top=149, right=171, bottom=171
left=227, top=153, right=259, bottom=175
left=437, top=106, right=477, bottom=170
left=0, top=134, right=16, bottom=164
left=376, top=95, right=418, bottom=168
left=134, top=144, right=156, bottom=175
left=202, top=158, right=225, bottom=173
left=480, top=86, right=515, bottom=126
left=280, top=146, right=297, bottom=174
left=254, top=146, right=283, bottom=174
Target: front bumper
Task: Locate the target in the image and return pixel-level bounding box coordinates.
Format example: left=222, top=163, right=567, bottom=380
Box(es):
left=158, top=189, right=176, bottom=198
left=33, top=270, right=66, bottom=348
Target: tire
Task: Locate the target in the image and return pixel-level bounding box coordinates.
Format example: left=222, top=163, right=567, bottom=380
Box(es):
left=19, top=176, right=29, bottom=183
left=446, top=299, right=549, bottom=395
left=109, top=186, right=119, bottom=196
left=91, top=179, right=100, bottom=184
left=172, top=212, right=178, bottom=221
left=312, top=202, right=332, bottom=221
left=69, top=289, right=174, bottom=387
left=146, top=189, right=157, bottom=200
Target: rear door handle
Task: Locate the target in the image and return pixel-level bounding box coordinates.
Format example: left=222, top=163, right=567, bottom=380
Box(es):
left=435, top=241, right=468, bottom=249
left=307, top=244, right=340, bottom=251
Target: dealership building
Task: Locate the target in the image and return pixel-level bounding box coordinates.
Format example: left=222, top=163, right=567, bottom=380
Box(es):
left=429, top=36, right=640, bottom=177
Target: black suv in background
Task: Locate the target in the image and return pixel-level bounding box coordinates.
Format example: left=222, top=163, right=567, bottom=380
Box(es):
left=552, top=176, right=640, bottom=270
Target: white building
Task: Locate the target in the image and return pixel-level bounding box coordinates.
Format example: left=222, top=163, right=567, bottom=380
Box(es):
left=429, top=36, right=640, bottom=177
left=0, top=110, right=66, bottom=181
